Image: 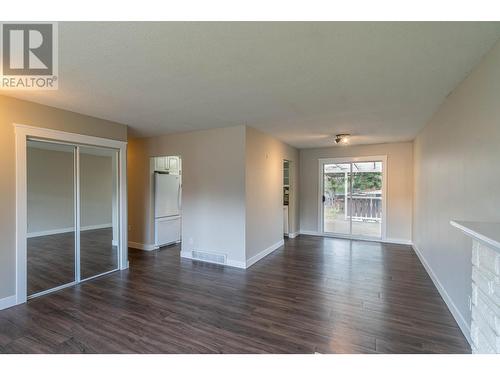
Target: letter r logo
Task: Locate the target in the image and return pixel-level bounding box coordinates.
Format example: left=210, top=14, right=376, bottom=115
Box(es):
left=2, top=23, right=53, bottom=75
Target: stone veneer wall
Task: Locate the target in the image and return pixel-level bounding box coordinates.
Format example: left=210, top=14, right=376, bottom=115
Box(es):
left=471, top=240, right=500, bottom=353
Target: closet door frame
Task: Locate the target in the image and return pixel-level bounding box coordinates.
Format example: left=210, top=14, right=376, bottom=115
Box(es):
left=14, top=123, right=128, bottom=305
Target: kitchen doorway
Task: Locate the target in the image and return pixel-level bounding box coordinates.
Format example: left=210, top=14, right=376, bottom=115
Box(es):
left=152, top=156, right=182, bottom=248
left=283, top=160, right=290, bottom=237
left=319, top=156, right=387, bottom=240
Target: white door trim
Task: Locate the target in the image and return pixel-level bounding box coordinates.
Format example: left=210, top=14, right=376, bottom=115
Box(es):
left=318, top=155, right=387, bottom=241
left=14, top=123, right=128, bottom=305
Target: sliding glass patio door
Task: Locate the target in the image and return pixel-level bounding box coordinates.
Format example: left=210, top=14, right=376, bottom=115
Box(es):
left=26, top=139, right=120, bottom=298
left=321, top=157, right=385, bottom=240
left=322, top=162, right=352, bottom=235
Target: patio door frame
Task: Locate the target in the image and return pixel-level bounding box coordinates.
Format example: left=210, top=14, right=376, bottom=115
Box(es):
left=14, top=123, right=128, bottom=305
left=318, top=155, right=387, bottom=241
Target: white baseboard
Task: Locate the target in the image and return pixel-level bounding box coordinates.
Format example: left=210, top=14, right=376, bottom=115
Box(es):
left=287, top=232, right=299, bottom=239
left=0, top=294, right=17, bottom=311
left=299, top=230, right=321, bottom=236
left=180, top=250, right=246, bottom=269
left=180, top=250, right=191, bottom=258
left=27, top=223, right=112, bottom=238
left=128, top=241, right=159, bottom=251
left=412, top=243, right=472, bottom=346
left=81, top=223, right=113, bottom=232
left=384, top=238, right=413, bottom=245
left=246, top=239, right=285, bottom=268
left=227, top=259, right=246, bottom=268
left=155, top=240, right=181, bottom=248
left=299, top=230, right=412, bottom=246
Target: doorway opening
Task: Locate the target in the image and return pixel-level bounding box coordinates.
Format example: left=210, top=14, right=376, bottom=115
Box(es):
left=319, top=156, right=387, bottom=240
left=283, top=160, right=290, bottom=237
left=152, top=155, right=182, bottom=248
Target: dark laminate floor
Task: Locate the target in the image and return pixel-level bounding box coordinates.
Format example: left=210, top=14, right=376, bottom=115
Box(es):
left=27, top=228, right=118, bottom=295
left=1, top=235, right=470, bottom=354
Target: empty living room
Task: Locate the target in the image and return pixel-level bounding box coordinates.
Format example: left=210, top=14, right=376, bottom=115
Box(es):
left=1, top=1, right=500, bottom=373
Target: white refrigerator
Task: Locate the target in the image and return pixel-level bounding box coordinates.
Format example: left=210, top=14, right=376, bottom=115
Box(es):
left=154, top=172, right=181, bottom=246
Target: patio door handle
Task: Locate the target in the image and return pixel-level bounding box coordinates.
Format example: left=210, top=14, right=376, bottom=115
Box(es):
left=322, top=195, right=326, bottom=203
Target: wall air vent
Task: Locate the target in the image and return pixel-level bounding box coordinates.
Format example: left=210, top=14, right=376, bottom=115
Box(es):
left=191, top=250, right=227, bottom=265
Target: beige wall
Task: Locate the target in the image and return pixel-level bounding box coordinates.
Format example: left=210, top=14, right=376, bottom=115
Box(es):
left=245, top=127, right=299, bottom=261
left=128, top=125, right=299, bottom=266
left=0, top=95, right=127, bottom=300
left=299, top=142, right=413, bottom=242
left=128, top=125, right=247, bottom=265
left=413, top=40, right=500, bottom=336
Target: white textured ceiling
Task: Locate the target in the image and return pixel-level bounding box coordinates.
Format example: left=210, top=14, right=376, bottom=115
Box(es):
left=4, top=22, right=500, bottom=148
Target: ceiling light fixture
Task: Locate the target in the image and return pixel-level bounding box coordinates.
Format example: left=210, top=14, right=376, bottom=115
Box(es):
left=334, top=134, right=350, bottom=145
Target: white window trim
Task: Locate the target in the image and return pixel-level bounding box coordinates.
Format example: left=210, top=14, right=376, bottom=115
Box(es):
left=14, top=123, right=128, bottom=305
left=318, top=155, right=388, bottom=241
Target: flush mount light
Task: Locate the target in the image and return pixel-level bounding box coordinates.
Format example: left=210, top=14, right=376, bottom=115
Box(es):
left=334, top=134, right=350, bottom=145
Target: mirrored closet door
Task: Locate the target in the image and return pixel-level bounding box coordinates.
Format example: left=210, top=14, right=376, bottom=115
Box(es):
left=27, top=140, right=77, bottom=296
left=26, top=139, right=120, bottom=298
left=79, top=146, right=119, bottom=280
